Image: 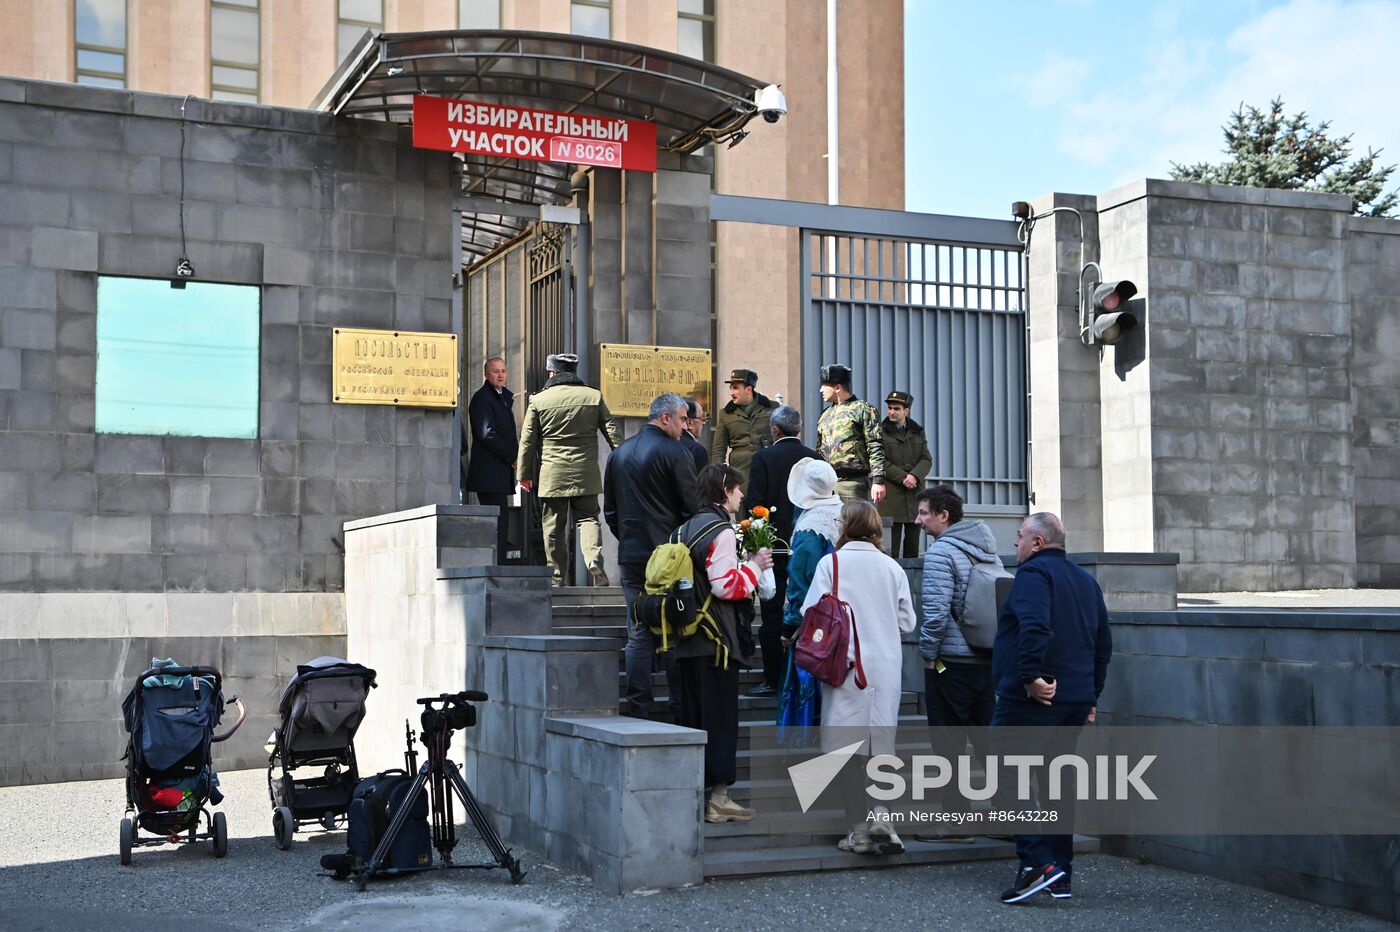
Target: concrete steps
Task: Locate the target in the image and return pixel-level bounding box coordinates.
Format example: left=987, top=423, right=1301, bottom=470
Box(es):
left=547, top=585, right=1068, bottom=880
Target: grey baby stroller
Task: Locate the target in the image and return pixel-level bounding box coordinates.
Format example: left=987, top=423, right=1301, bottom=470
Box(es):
left=119, top=660, right=246, bottom=864
left=268, top=656, right=376, bottom=849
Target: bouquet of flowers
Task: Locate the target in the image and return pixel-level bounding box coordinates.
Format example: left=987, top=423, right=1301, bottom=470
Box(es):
left=738, top=506, right=788, bottom=600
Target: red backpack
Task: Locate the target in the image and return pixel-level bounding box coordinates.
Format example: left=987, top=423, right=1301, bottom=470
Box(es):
left=794, top=552, right=866, bottom=689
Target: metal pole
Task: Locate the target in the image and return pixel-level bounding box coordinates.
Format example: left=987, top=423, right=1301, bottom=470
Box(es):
left=825, top=0, right=839, bottom=299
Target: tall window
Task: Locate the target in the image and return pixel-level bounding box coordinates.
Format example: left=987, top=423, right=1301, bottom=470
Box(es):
left=338, top=0, right=383, bottom=63
left=74, top=0, right=127, bottom=88
left=211, top=0, right=260, bottom=103
left=677, top=0, right=713, bottom=61
left=571, top=0, right=610, bottom=39
left=459, top=0, right=500, bottom=29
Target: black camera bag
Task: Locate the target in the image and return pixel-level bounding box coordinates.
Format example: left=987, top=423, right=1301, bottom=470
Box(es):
left=345, top=769, right=432, bottom=873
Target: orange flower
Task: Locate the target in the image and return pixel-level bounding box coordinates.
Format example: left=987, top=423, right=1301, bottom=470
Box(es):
left=740, top=519, right=751, bottom=531
left=751, top=505, right=770, bottom=519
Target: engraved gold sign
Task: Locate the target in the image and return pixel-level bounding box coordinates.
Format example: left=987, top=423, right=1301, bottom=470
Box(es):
left=599, top=343, right=712, bottom=418
left=332, top=327, right=458, bottom=408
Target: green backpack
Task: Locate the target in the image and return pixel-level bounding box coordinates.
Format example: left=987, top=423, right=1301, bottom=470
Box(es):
left=633, top=519, right=729, bottom=662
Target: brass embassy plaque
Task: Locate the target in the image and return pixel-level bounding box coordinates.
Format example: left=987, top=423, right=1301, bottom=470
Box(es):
left=599, top=343, right=712, bottom=418
left=332, top=327, right=458, bottom=408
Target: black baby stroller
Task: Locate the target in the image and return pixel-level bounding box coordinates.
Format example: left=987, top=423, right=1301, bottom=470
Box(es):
left=267, top=656, right=376, bottom=849
left=119, top=660, right=246, bottom=864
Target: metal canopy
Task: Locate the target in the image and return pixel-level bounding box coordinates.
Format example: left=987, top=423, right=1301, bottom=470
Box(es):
left=312, top=30, right=771, bottom=261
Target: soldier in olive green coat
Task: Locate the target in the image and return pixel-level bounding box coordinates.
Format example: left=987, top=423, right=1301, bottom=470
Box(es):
left=878, top=390, right=933, bottom=558
left=710, top=368, right=778, bottom=490
left=815, top=363, right=886, bottom=505
left=517, top=353, right=623, bottom=587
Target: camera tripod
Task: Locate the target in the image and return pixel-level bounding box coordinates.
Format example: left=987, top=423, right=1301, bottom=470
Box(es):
left=358, top=691, right=525, bottom=890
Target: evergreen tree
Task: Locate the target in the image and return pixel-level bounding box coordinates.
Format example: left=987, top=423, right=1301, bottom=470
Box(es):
left=1171, top=98, right=1397, bottom=218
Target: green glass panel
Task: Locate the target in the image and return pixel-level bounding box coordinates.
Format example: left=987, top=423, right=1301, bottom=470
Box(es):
left=95, top=277, right=261, bottom=439
left=459, top=0, right=500, bottom=28
left=211, top=7, right=259, bottom=65
left=571, top=3, right=610, bottom=38
left=76, top=0, right=125, bottom=48
left=212, top=64, right=258, bottom=90
left=339, top=0, right=382, bottom=24
left=76, top=49, right=125, bottom=75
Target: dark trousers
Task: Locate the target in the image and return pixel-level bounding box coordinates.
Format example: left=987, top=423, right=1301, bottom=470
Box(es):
left=991, top=697, right=1092, bottom=875
left=924, top=660, right=995, bottom=814
left=621, top=562, right=678, bottom=718
left=756, top=558, right=789, bottom=687
left=890, top=522, right=921, bottom=559
left=473, top=492, right=511, bottom=560
left=674, top=656, right=740, bottom=788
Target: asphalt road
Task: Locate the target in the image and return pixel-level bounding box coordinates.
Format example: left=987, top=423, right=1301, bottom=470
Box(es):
left=0, top=769, right=1387, bottom=931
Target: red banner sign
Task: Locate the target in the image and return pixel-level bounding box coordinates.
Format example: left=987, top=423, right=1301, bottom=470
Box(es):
left=412, top=95, right=657, bottom=172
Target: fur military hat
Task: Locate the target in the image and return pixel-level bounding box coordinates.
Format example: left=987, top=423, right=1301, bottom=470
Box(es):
left=819, top=363, right=852, bottom=387
left=546, top=353, right=579, bottom=373
left=726, top=368, right=758, bottom=387
left=885, top=391, right=914, bottom=407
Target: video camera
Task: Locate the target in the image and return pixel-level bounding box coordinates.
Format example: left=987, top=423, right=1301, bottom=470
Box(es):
left=417, top=690, right=486, bottom=737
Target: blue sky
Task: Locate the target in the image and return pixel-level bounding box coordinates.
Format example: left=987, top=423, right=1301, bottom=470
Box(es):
left=904, top=0, right=1400, bottom=218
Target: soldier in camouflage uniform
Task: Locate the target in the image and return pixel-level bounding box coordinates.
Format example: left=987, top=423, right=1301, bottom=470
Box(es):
left=815, top=364, right=886, bottom=504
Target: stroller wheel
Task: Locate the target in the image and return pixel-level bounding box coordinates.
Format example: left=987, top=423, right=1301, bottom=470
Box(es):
left=212, top=811, right=228, bottom=858
left=274, top=806, right=294, bottom=850
left=119, top=817, right=134, bottom=866
left=320, top=811, right=338, bottom=832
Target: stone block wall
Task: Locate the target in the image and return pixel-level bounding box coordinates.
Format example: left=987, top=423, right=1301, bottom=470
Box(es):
left=0, top=78, right=460, bottom=786
left=1101, top=180, right=1356, bottom=590
left=0, top=591, right=344, bottom=785
left=1032, top=178, right=1400, bottom=590
left=1349, top=218, right=1400, bottom=585
left=0, top=78, right=458, bottom=595
left=1100, top=608, right=1400, bottom=922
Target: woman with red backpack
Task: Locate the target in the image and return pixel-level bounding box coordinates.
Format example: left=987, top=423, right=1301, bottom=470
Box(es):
left=798, top=499, right=916, bottom=854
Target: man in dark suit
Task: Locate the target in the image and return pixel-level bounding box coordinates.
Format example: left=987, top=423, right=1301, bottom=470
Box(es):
left=741, top=404, right=821, bottom=696
left=680, top=397, right=709, bottom=473
left=464, top=357, right=518, bottom=555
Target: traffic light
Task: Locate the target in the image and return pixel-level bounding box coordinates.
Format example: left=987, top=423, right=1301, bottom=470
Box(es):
left=1090, top=280, right=1139, bottom=344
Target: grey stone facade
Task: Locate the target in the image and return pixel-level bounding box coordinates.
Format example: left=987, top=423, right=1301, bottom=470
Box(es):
left=0, top=78, right=458, bottom=594
left=1101, top=608, right=1400, bottom=922
left=1031, top=179, right=1400, bottom=590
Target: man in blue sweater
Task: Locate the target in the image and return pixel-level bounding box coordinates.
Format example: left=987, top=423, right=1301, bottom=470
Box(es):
left=993, top=512, right=1112, bottom=905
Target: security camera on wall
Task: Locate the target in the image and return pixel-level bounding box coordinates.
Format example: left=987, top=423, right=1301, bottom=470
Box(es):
left=754, top=84, right=787, bottom=124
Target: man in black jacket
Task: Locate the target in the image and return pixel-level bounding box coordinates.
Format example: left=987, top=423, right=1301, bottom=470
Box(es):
left=604, top=393, right=700, bottom=718
left=464, top=357, right=518, bottom=558
left=993, top=512, right=1112, bottom=905
left=740, top=405, right=821, bottom=696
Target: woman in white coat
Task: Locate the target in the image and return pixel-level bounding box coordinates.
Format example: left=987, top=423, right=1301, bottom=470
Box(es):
left=800, top=499, right=917, bottom=854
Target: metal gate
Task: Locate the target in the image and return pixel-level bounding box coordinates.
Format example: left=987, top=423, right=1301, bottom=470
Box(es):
left=464, top=222, right=570, bottom=397
left=799, top=226, right=1027, bottom=510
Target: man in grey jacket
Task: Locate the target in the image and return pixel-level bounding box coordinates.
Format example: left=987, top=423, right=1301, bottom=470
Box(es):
left=915, top=484, right=1002, bottom=839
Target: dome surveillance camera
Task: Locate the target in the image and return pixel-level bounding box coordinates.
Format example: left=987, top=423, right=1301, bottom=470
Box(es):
left=754, top=84, right=787, bottom=124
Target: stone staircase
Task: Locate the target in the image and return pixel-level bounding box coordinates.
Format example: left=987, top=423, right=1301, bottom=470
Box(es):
left=549, top=586, right=1099, bottom=878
